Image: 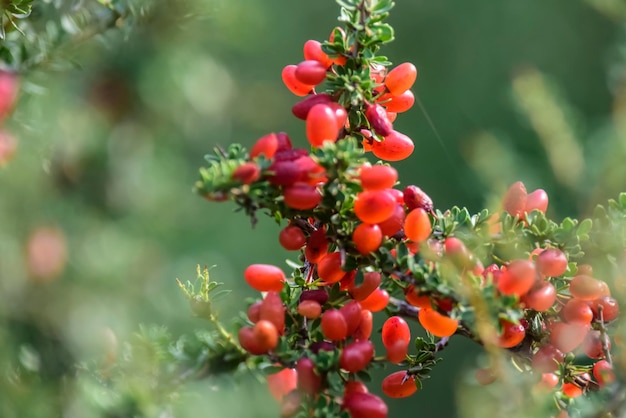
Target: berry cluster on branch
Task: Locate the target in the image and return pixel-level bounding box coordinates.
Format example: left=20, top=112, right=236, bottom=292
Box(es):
left=190, top=1, right=626, bottom=417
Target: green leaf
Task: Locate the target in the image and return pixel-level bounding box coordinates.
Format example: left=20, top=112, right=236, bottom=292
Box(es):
left=336, top=0, right=357, bottom=11
left=577, top=218, right=592, bottom=237
left=371, top=23, right=394, bottom=43
left=561, top=217, right=576, bottom=231
left=371, top=0, right=395, bottom=14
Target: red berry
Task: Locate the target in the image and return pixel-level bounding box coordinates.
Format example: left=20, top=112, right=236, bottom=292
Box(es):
left=295, top=60, right=327, bottom=85
left=353, top=309, right=373, bottom=341
left=340, top=340, right=374, bottom=372
left=304, top=228, right=328, bottom=263
left=353, top=223, right=383, bottom=254
left=385, top=339, right=408, bottom=363
left=321, top=309, right=348, bottom=341
left=260, top=291, right=286, bottom=334
left=539, top=373, right=559, bottom=389
left=306, top=104, right=339, bottom=147
left=498, top=319, right=525, bottom=348
left=570, top=275, right=605, bottom=300
left=328, top=102, right=348, bottom=130
left=303, top=40, right=333, bottom=68
left=382, top=316, right=411, bottom=348
left=299, top=289, right=329, bottom=305
left=279, top=225, right=306, bottom=251
left=589, top=296, right=619, bottom=322
left=371, top=130, right=414, bottom=161
left=496, top=259, right=536, bottom=297
left=593, top=360, right=615, bottom=386
left=359, top=165, right=398, bottom=191
left=562, top=382, right=583, bottom=398
left=297, top=300, right=322, bottom=319
left=317, top=252, right=346, bottom=284
left=502, top=181, right=527, bottom=217
left=0, top=71, right=19, bottom=121
left=404, top=208, right=431, bottom=243
left=244, top=264, right=285, bottom=292
left=365, top=103, right=393, bottom=136
left=377, top=204, right=405, bottom=237
left=418, top=308, right=458, bottom=337
left=532, top=344, right=564, bottom=373
left=283, top=183, right=322, bottom=210
left=340, top=300, right=364, bottom=336
left=238, top=326, right=266, bottom=355
left=381, top=371, right=417, bottom=398
left=379, top=90, right=414, bottom=113
left=232, top=162, right=261, bottom=184
left=359, top=288, right=389, bottom=312
left=536, top=248, right=568, bottom=277
left=384, top=63, right=417, bottom=96
left=274, top=148, right=309, bottom=162
left=276, top=132, right=292, bottom=151
left=342, top=392, right=388, bottom=418
left=350, top=272, right=382, bottom=301
left=247, top=301, right=262, bottom=323
left=267, top=368, right=297, bottom=401
left=405, top=286, right=431, bottom=308
left=403, top=185, right=434, bottom=213
left=354, top=190, right=396, bottom=224
left=583, top=330, right=610, bottom=359
left=296, top=357, right=322, bottom=394
left=250, top=133, right=279, bottom=159
left=525, top=189, right=549, bottom=214
left=253, top=319, right=279, bottom=352
left=282, top=65, right=314, bottom=96
left=292, top=94, right=333, bottom=120
left=344, top=381, right=369, bottom=396
left=562, top=298, right=593, bottom=325
left=549, top=322, right=590, bottom=353
left=521, top=281, right=557, bottom=312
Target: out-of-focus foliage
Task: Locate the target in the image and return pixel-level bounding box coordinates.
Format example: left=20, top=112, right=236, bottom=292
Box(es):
left=1, top=0, right=626, bottom=417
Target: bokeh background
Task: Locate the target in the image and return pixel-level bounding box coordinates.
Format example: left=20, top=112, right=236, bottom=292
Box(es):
left=1, top=0, right=626, bottom=417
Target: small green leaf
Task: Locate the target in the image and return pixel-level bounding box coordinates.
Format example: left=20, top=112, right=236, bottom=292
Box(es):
left=371, top=23, right=394, bottom=43
left=577, top=218, right=592, bottom=237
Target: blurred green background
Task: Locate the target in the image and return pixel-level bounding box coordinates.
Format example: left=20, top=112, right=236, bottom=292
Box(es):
left=1, top=0, right=626, bottom=417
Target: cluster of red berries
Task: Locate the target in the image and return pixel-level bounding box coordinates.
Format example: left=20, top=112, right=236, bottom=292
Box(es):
left=235, top=177, right=620, bottom=417
left=438, top=182, right=618, bottom=404
left=281, top=28, right=417, bottom=162
left=196, top=7, right=622, bottom=417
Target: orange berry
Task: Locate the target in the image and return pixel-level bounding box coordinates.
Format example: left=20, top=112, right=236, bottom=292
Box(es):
left=353, top=223, right=383, bottom=254
left=244, top=264, right=285, bottom=292
left=359, top=288, right=389, bottom=312
left=418, top=308, right=458, bottom=337
left=282, top=65, right=314, bottom=96
left=297, top=300, right=322, bottom=319
left=317, top=252, right=346, bottom=284
left=354, top=190, right=396, bottom=224
left=382, top=371, right=417, bottom=398
left=253, top=319, right=279, bottom=352
left=359, top=165, right=398, bottom=190
left=404, top=208, right=432, bottom=243
left=303, top=40, right=333, bottom=68
left=371, top=130, right=414, bottom=161
left=384, top=63, right=417, bottom=96
left=306, top=103, right=339, bottom=147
